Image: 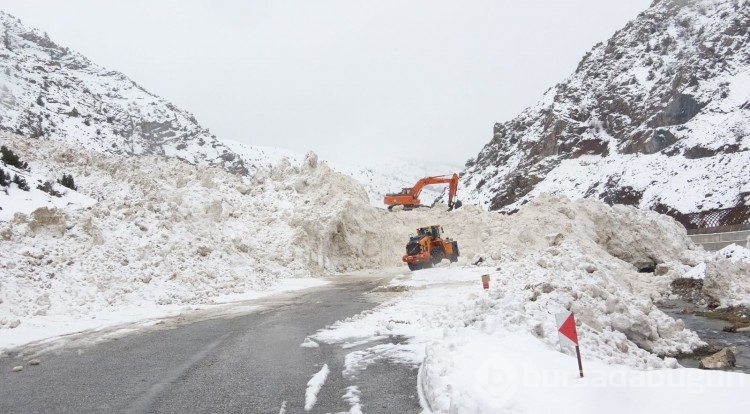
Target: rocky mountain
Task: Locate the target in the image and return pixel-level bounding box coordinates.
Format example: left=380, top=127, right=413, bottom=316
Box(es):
left=0, top=11, right=250, bottom=175
left=461, top=0, right=750, bottom=221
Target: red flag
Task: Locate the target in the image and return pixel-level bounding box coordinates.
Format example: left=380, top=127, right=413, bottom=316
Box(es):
left=558, top=313, right=578, bottom=345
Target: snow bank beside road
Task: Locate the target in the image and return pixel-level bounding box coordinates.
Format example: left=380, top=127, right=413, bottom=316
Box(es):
left=0, top=133, right=398, bottom=337
left=422, top=329, right=748, bottom=414
left=313, top=195, right=750, bottom=411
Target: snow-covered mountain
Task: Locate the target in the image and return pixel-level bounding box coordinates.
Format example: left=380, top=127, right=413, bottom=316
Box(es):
left=0, top=11, right=249, bottom=175
left=0, top=11, right=463, bottom=209
left=461, top=0, right=750, bottom=218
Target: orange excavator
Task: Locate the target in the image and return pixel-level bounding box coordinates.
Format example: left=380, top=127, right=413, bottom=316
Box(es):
left=383, top=173, right=462, bottom=211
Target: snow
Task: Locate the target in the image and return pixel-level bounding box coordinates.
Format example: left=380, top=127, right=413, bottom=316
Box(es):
left=300, top=337, right=320, bottom=348
left=422, top=330, right=748, bottom=413
left=461, top=0, right=750, bottom=215
left=0, top=164, right=96, bottom=221
left=0, top=132, right=394, bottom=341
left=1, top=1, right=749, bottom=411
left=0, top=277, right=328, bottom=351
left=2, top=132, right=750, bottom=411
left=679, top=245, right=750, bottom=305
left=223, top=137, right=463, bottom=209
left=497, top=151, right=750, bottom=214
left=342, top=386, right=363, bottom=414
left=683, top=262, right=707, bottom=280
left=304, top=363, right=330, bottom=411
left=717, top=244, right=750, bottom=263
left=0, top=12, right=247, bottom=175
left=307, top=192, right=750, bottom=411
left=315, top=264, right=749, bottom=413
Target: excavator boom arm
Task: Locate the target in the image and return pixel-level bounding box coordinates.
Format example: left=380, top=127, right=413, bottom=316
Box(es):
left=384, top=173, right=461, bottom=211
left=408, top=174, right=457, bottom=200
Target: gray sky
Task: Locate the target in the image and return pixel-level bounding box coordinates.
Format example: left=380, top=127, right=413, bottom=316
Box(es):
left=3, top=0, right=651, bottom=165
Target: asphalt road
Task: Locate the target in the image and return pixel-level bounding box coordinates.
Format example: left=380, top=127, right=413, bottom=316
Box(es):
left=0, top=275, right=422, bottom=414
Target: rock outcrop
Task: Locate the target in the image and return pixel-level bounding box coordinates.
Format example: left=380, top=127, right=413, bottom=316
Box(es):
left=461, top=0, right=750, bottom=217
left=0, top=11, right=248, bottom=175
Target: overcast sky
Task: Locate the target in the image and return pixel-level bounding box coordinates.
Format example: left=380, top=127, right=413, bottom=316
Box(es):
left=3, top=0, right=651, bottom=165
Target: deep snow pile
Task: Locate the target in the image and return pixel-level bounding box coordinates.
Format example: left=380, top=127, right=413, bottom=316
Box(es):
left=0, top=132, right=404, bottom=332
left=3, top=131, right=741, bottom=343
left=316, top=195, right=710, bottom=368
left=312, top=195, right=750, bottom=411
left=4, top=132, right=750, bottom=406
left=681, top=244, right=750, bottom=306
left=222, top=138, right=462, bottom=209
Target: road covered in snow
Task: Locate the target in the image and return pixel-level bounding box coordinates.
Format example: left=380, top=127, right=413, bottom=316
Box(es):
left=2, top=133, right=750, bottom=412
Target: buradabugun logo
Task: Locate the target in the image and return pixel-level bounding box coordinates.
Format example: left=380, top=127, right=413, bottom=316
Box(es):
left=474, top=353, right=518, bottom=408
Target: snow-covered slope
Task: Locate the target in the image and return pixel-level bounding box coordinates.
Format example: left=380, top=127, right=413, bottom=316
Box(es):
left=0, top=154, right=94, bottom=221
left=0, top=11, right=463, bottom=209
left=462, top=0, right=750, bottom=216
left=0, top=11, right=249, bottom=175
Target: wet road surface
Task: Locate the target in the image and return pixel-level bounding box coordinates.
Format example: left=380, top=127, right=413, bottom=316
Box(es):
left=0, top=275, right=422, bottom=414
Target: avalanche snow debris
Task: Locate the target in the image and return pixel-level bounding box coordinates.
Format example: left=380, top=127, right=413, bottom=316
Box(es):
left=3, top=130, right=750, bottom=412
left=312, top=193, right=750, bottom=410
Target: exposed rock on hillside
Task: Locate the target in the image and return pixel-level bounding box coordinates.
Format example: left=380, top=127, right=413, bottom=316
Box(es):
left=462, top=0, right=750, bottom=217
left=0, top=11, right=248, bottom=175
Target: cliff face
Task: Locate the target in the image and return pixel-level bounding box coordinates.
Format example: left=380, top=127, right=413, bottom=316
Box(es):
left=0, top=12, right=247, bottom=175
left=462, top=0, right=750, bottom=216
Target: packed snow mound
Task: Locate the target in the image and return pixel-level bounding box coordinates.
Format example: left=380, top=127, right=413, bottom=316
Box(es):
left=0, top=133, right=400, bottom=328
left=1, top=133, right=734, bottom=377
left=696, top=245, right=750, bottom=306
left=678, top=245, right=750, bottom=305
left=314, top=195, right=731, bottom=412
left=702, top=258, right=750, bottom=306
left=316, top=195, right=709, bottom=381
left=222, top=138, right=463, bottom=209
left=716, top=244, right=750, bottom=263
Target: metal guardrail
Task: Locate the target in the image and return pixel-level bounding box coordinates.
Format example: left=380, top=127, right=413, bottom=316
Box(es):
left=687, top=223, right=750, bottom=235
